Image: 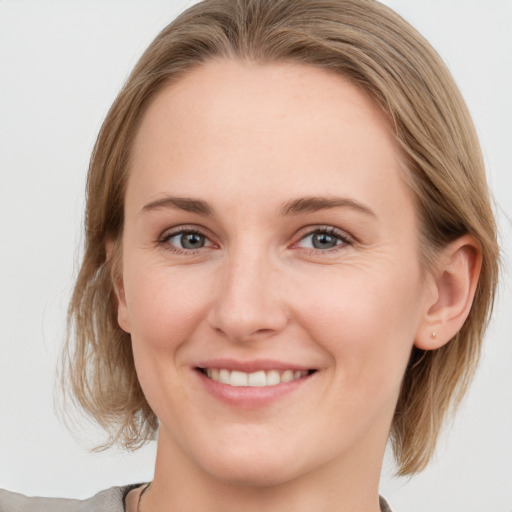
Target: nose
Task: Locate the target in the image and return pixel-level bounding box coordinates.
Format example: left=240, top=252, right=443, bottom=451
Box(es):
left=207, top=250, right=289, bottom=343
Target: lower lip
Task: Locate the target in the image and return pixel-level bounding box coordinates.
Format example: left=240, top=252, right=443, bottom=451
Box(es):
left=196, top=370, right=314, bottom=409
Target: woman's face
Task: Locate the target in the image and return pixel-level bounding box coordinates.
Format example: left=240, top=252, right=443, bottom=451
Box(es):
left=117, top=60, right=434, bottom=485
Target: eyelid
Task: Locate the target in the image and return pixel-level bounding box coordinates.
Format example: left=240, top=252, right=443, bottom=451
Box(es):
left=292, top=225, right=354, bottom=251
left=157, top=224, right=217, bottom=253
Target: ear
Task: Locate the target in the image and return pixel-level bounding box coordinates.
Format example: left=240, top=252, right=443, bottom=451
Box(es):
left=106, top=238, right=131, bottom=334
left=415, top=234, right=482, bottom=350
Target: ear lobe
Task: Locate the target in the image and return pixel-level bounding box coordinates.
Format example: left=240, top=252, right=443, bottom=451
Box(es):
left=116, top=291, right=131, bottom=334
left=415, top=234, right=482, bottom=350
left=105, top=238, right=131, bottom=334
left=105, top=238, right=114, bottom=260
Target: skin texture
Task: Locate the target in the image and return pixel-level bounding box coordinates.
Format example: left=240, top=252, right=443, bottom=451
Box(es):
left=117, top=60, right=480, bottom=512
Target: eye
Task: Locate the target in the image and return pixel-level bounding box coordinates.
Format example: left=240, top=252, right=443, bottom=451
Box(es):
left=159, top=229, right=214, bottom=252
left=296, top=227, right=351, bottom=251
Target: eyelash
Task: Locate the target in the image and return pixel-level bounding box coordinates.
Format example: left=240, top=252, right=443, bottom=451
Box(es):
left=294, top=226, right=353, bottom=254
left=158, top=227, right=214, bottom=255
left=157, top=225, right=353, bottom=255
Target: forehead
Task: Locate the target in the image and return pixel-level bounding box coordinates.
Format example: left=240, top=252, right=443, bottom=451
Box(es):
left=128, top=59, right=413, bottom=220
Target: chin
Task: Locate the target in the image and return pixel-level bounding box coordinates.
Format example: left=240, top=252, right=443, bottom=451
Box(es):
left=205, top=458, right=305, bottom=488
left=193, top=439, right=313, bottom=488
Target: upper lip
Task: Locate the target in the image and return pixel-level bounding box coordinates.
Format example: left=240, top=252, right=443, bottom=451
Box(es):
left=195, top=359, right=315, bottom=373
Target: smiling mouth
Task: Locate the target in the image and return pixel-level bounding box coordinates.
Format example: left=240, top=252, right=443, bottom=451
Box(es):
left=197, top=368, right=316, bottom=387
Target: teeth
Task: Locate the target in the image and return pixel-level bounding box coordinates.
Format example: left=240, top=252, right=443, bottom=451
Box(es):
left=281, top=370, right=294, bottom=383
left=266, top=370, right=280, bottom=386
left=219, top=369, right=230, bottom=385
left=230, top=370, right=248, bottom=387
left=203, top=368, right=309, bottom=387
left=248, top=370, right=266, bottom=387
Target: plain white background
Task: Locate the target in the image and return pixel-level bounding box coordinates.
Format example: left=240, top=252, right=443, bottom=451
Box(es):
left=0, top=1, right=511, bottom=510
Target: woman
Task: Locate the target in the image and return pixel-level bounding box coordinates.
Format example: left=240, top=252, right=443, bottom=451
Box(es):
left=0, top=1, right=501, bottom=511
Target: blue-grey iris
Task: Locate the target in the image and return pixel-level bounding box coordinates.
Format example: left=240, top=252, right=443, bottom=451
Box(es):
left=312, top=233, right=338, bottom=249
left=181, top=233, right=205, bottom=249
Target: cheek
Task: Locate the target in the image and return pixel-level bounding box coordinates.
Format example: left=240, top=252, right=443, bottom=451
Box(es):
left=293, top=261, right=423, bottom=391
left=122, top=264, right=211, bottom=414
left=123, top=262, right=211, bottom=352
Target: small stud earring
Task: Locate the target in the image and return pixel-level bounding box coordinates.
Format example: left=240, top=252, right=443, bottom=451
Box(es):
left=431, top=331, right=437, bottom=338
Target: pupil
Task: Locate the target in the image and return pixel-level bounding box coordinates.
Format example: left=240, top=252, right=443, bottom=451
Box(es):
left=181, top=233, right=204, bottom=249
left=312, top=233, right=337, bottom=249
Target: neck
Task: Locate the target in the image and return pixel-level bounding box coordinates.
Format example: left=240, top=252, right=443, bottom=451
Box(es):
left=143, top=429, right=386, bottom=512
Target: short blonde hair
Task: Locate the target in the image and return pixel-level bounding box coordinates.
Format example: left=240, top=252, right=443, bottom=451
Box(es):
left=63, top=0, right=499, bottom=476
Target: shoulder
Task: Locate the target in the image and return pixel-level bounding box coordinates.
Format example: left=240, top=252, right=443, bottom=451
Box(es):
left=380, top=495, right=394, bottom=512
left=0, top=485, right=141, bottom=512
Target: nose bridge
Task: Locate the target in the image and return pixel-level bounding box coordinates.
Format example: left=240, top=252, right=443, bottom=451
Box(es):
left=208, top=242, right=287, bottom=341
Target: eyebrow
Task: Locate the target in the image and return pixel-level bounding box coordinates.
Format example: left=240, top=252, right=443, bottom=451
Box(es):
left=141, top=195, right=376, bottom=218
left=141, top=196, right=214, bottom=216
left=281, top=196, right=376, bottom=217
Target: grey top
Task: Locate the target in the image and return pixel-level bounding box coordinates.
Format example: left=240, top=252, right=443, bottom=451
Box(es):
left=0, top=485, right=138, bottom=512
left=0, top=485, right=393, bottom=511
